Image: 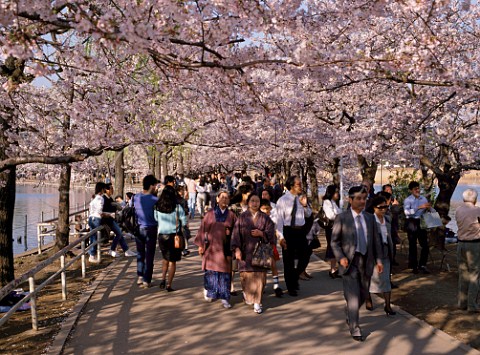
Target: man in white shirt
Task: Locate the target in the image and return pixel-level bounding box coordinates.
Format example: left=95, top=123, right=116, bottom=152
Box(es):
left=403, top=181, right=432, bottom=274
left=276, top=176, right=312, bottom=296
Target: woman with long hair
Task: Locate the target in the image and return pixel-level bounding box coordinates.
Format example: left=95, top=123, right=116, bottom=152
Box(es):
left=195, top=191, right=237, bottom=309
left=154, top=185, right=187, bottom=291
left=322, top=184, right=342, bottom=278
left=231, top=193, right=275, bottom=314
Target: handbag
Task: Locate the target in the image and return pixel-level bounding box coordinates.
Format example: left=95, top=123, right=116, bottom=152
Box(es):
left=309, top=236, right=321, bottom=249
left=317, top=205, right=334, bottom=229
left=251, top=237, right=273, bottom=269
left=422, top=210, right=443, bottom=229
left=174, top=206, right=185, bottom=249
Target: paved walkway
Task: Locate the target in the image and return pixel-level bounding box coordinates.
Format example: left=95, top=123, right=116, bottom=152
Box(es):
left=52, top=218, right=479, bottom=355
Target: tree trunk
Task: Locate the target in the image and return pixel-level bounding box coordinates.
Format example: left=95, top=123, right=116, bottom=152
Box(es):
left=357, top=155, right=378, bottom=190
left=114, top=150, right=124, bottom=198
left=0, top=167, right=16, bottom=286
left=155, top=151, right=161, bottom=179
left=329, top=157, right=341, bottom=188
left=307, top=158, right=319, bottom=210
left=146, top=147, right=156, bottom=175
left=55, top=164, right=71, bottom=250
left=434, top=170, right=461, bottom=220
left=178, top=150, right=184, bottom=175
left=161, top=152, right=168, bottom=181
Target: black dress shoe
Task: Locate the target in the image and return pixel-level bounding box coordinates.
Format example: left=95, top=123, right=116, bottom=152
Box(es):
left=384, top=306, right=396, bottom=316
left=288, top=290, right=298, bottom=297
left=352, top=335, right=364, bottom=342
left=412, top=268, right=419, bottom=274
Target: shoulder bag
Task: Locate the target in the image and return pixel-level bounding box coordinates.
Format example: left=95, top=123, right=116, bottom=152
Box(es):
left=174, top=206, right=185, bottom=249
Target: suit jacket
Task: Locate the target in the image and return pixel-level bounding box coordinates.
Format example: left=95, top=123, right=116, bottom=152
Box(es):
left=331, top=209, right=382, bottom=277
left=375, top=214, right=394, bottom=261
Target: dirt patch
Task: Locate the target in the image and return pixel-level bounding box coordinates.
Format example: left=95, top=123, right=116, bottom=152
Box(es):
left=0, top=248, right=112, bottom=354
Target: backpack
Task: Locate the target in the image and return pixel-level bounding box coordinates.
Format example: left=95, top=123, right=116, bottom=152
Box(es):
left=317, top=206, right=334, bottom=229
left=120, top=196, right=138, bottom=235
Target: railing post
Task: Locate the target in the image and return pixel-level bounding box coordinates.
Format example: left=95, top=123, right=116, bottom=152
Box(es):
left=41, top=211, right=44, bottom=222
left=24, top=215, right=28, bottom=252
left=60, top=255, right=67, bottom=300
left=53, top=208, right=56, bottom=219
left=81, top=240, right=86, bottom=278
left=37, top=225, right=42, bottom=255
left=97, top=230, right=102, bottom=262
left=29, top=277, right=38, bottom=331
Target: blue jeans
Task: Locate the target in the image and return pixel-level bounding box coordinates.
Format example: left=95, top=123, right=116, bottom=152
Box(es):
left=88, top=217, right=102, bottom=256
left=104, top=219, right=128, bottom=252
left=188, top=192, right=196, bottom=218
left=135, top=226, right=157, bottom=283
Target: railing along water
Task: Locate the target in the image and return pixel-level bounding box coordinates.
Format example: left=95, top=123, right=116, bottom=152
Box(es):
left=0, top=226, right=104, bottom=330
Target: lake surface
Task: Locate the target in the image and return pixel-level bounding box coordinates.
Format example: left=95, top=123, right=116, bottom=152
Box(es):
left=13, top=184, right=92, bottom=255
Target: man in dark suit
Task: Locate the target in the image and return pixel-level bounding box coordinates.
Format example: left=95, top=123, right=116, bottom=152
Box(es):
left=331, top=186, right=383, bottom=342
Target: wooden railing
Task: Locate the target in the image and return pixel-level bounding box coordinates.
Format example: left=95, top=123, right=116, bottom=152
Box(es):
left=0, top=226, right=104, bottom=330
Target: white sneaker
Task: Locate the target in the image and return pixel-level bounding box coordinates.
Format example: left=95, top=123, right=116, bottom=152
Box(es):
left=137, top=276, right=144, bottom=285
left=254, top=303, right=263, bottom=314
left=108, top=250, right=120, bottom=258
left=203, top=289, right=213, bottom=302
left=221, top=300, right=232, bottom=309
left=88, top=255, right=100, bottom=264
left=124, top=249, right=137, bottom=257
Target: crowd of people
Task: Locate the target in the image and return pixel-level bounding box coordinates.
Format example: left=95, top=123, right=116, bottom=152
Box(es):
left=86, top=172, right=480, bottom=342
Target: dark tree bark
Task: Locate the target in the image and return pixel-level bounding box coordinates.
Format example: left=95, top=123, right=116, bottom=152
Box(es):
left=161, top=151, right=168, bottom=181
left=155, top=150, right=161, bottom=179
left=328, top=157, right=341, bottom=188
left=0, top=168, right=16, bottom=286
left=55, top=164, right=71, bottom=250
left=357, top=155, right=378, bottom=190
left=306, top=158, right=319, bottom=210
left=114, top=150, right=124, bottom=198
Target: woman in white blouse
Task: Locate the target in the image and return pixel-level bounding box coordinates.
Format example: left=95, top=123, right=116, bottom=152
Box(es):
left=322, top=185, right=342, bottom=278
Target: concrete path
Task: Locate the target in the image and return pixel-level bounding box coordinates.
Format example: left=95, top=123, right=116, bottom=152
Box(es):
left=54, top=218, right=479, bottom=355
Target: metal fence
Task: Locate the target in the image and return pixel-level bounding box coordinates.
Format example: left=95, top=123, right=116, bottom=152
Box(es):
left=0, top=226, right=104, bottom=330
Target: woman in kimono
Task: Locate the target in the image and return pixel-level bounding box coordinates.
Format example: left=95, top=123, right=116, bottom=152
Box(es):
left=195, top=191, right=237, bottom=309
left=231, top=193, right=275, bottom=314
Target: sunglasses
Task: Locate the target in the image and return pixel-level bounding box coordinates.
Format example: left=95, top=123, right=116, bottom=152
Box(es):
left=376, top=205, right=389, bottom=209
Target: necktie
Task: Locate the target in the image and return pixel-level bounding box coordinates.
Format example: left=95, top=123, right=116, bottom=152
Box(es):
left=356, top=215, right=367, bottom=255
left=291, top=196, right=298, bottom=227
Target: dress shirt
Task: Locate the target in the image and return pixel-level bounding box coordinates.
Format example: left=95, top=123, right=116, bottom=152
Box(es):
left=351, top=209, right=368, bottom=253
left=374, top=214, right=388, bottom=244
left=276, top=191, right=312, bottom=240
left=404, top=194, right=429, bottom=219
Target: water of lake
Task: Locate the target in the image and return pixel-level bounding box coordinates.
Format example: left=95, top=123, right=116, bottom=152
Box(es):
left=12, top=184, right=92, bottom=255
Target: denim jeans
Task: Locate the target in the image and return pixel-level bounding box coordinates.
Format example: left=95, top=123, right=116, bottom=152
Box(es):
left=188, top=192, right=196, bottom=218
left=88, top=216, right=102, bottom=256
left=104, top=219, right=128, bottom=252
left=135, top=226, right=158, bottom=283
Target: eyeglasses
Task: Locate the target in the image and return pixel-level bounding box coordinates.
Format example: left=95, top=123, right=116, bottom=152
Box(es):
left=376, top=205, right=389, bottom=209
